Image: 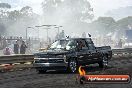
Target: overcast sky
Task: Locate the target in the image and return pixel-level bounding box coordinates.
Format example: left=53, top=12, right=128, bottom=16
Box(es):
left=89, top=0, right=132, bottom=17
left=0, top=0, right=132, bottom=17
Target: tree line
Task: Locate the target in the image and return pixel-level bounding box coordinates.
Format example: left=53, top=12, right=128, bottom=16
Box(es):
left=0, top=1, right=132, bottom=38
left=0, top=3, right=39, bottom=36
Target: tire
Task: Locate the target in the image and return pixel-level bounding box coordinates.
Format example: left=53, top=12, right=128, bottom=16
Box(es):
left=68, top=58, right=78, bottom=73
left=99, top=55, right=108, bottom=68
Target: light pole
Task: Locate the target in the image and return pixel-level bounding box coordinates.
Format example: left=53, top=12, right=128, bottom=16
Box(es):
left=26, top=27, right=35, bottom=42
left=26, top=26, right=36, bottom=51
left=35, top=26, right=40, bottom=39
left=35, top=25, right=57, bottom=44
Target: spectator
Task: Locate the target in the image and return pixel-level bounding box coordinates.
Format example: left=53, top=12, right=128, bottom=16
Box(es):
left=3, top=47, right=12, bottom=55
left=19, top=37, right=23, bottom=45
left=118, top=39, right=122, bottom=48
left=77, top=41, right=85, bottom=50
left=14, top=41, right=19, bottom=54
left=20, top=41, right=27, bottom=54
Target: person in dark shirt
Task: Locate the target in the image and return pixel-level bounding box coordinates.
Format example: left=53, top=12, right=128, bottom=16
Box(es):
left=118, top=39, right=122, bottom=48
left=77, top=41, right=85, bottom=51
left=14, top=41, right=19, bottom=54
left=20, top=41, right=27, bottom=54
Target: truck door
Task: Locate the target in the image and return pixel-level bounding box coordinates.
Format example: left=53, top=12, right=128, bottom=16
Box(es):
left=86, top=39, right=99, bottom=63
left=76, top=39, right=89, bottom=65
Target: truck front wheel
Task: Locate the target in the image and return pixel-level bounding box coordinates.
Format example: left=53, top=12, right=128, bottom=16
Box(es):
left=99, top=55, right=108, bottom=68
left=68, top=58, right=78, bottom=73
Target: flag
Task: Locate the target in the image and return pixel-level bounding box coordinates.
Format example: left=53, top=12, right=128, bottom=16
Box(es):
left=88, top=33, right=91, bottom=37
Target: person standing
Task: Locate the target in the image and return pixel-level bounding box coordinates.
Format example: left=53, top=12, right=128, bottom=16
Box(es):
left=3, top=47, right=12, bottom=55
left=118, top=39, right=122, bottom=48
left=20, top=41, right=27, bottom=54
left=14, top=41, right=19, bottom=54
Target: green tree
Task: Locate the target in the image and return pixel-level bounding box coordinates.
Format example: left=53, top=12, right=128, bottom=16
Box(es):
left=8, top=10, right=21, bottom=21
left=116, top=16, right=132, bottom=30
left=0, top=23, right=6, bottom=35
left=89, top=17, right=116, bottom=35
left=0, top=5, right=40, bottom=36
left=42, top=0, right=93, bottom=23
left=20, top=6, right=33, bottom=17
left=0, top=3, right=11, bottom=19
left=0, top=3, right=11, bottom=9
left=0, top=3, right=11, bottom=35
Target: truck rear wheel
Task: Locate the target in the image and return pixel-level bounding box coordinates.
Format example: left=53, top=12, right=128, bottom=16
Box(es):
left=68, top=58, right=78, bottom=73
left=99, top=55, right=108, bottom=68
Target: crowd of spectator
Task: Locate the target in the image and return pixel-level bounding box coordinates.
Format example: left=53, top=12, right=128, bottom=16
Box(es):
left=0, top=36, right=27, bottom=55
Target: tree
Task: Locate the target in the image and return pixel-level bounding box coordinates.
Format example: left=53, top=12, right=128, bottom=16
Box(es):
left=0, top=4, right=40, bottom=36
left=0, top=3, right=11, bottom=9
left=7, top=6, right=39, bottom=36
left=116, top=16, right=132, bottom=30
left=42, top=0, right=93, bottom=23
left=0, top=3, right=11, bottom=19
left=0, top=23, right=6, bottom=35
left=20, top=6, right=33, bottom=17
left=0, top=3, right=11, bottom=35
left=41, top=0, right=94, bottom=34
left=89, top=17, right=116, bottom=35
left=8, top=10, right=21, bottom=21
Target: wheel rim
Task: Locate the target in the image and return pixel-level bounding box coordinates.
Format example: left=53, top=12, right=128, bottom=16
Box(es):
left=69, top=60, right=77, bottom=72
left=103, top=56, right=108, bottom=66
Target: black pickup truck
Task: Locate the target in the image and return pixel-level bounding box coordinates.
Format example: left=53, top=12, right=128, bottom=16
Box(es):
left=33, top=38, right=112, bottom=73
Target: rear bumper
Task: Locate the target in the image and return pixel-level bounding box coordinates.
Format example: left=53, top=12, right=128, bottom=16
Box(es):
left=33, top=62, right=68, bottom=70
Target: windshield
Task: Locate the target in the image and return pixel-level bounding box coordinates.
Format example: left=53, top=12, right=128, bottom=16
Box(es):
left=49, top=39, right=76, bottom=50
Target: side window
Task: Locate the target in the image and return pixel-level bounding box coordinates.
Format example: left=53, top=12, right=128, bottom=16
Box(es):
left=67, top=40, right=76, bottom=48
left=88, top=43, right=95, bottom=50
left=86, top=39, right=95, bottom=50
left=77, top=39, right=88, bottom=50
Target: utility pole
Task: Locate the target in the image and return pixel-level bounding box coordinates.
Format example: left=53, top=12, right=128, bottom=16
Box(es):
left=26, top=27, right=35, bottom=42
left=44, top=28, right=50, bottom=44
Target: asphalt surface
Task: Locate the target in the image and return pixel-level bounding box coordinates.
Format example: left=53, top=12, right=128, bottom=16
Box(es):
left=0, top=57, right=132, bottom=88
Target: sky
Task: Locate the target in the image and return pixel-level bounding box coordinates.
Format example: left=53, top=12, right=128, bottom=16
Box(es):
left=89, top=0, right=132, bottom=17
left=0, top=0, right=132, bottom=17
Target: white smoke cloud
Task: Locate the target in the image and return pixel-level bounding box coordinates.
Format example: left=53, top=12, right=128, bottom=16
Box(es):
left=1, top=0, right=132, bottom=16
left=89, top=0, right=132, bottom=17
left=21, top=0, right=43, bottom=14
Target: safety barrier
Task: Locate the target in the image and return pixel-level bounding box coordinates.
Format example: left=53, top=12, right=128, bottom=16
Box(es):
left=0, top=54, right=34, bottom=71
left=112, top=48, right=132, bottom=55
